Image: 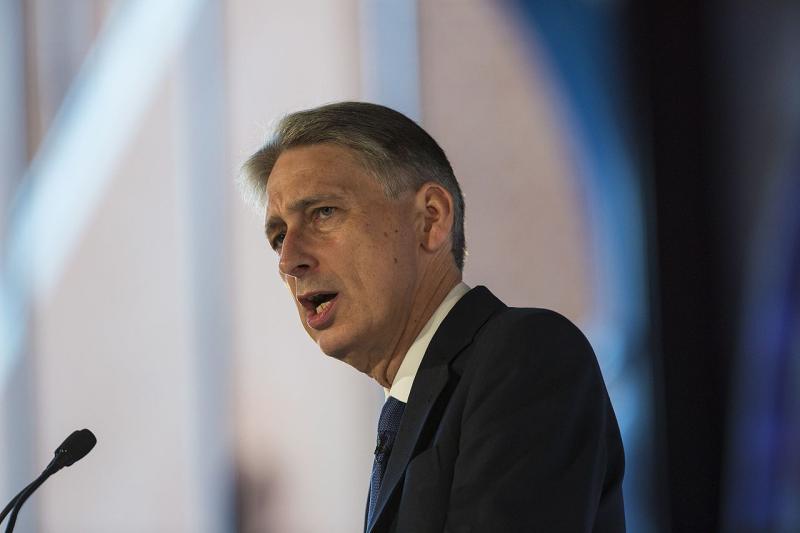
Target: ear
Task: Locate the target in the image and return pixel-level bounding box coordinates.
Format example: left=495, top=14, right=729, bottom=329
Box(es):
left=414, top=182, right=454, bottom=254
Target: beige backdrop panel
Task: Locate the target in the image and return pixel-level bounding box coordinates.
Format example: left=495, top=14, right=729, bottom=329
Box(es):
left=35, top=77, right=201, bottom=532
left=420, top=0, right=594, bottom=323
left=227, top=1, right=377, bottom=532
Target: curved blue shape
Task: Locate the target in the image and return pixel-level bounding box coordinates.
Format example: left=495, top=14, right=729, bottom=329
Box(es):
left=506, top=1, right=656, bottom=531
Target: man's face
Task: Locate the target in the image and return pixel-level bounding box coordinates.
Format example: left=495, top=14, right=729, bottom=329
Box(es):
left=265, top=143, right=421, bottom=373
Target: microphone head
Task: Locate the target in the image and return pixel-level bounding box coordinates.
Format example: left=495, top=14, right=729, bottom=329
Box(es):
left=54, top=429, right=97, bottom=467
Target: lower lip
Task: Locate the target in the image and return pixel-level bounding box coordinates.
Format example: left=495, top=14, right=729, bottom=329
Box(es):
left=306, top=295, right=338, bottom=330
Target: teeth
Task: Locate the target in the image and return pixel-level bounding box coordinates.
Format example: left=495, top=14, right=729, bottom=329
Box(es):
left=316, top=300, right=332, bottom=314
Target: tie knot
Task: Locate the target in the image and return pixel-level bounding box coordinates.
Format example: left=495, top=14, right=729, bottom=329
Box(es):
left=377, top=396, right=406, bottom=435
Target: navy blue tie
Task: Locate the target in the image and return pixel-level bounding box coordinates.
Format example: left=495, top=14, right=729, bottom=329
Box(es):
left=367, top=396, right=406, bottom=530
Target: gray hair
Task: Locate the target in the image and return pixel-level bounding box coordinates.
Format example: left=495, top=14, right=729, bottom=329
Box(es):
left=239, top=101, right=466, bottom=270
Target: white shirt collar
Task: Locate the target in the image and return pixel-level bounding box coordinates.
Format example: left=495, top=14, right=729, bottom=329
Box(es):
left=385, top=282, right=471, bottom=402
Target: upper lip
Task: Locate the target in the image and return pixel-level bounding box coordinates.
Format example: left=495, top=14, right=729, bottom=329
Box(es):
left=297, top=290, right=338, bottom=311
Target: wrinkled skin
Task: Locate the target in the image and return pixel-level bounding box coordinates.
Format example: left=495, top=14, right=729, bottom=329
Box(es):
left=264, top=143, right=461, bottom=387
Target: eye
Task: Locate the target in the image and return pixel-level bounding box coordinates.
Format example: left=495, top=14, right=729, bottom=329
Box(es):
left=271, top=232, right=285, bottom=252
left=315, top=206, right=336, bottom=219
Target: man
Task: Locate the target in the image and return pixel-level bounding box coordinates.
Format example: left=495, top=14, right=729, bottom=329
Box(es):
left=240, top=102, right=625, bottom=532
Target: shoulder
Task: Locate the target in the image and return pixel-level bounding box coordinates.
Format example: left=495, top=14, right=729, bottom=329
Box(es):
left=474, top=306, right=596, bottom=369
left=440, top=304, right=625, bottom=531
left=461, top=306, right=606, bottom=412
left=479, top=306, right=587, bottom=340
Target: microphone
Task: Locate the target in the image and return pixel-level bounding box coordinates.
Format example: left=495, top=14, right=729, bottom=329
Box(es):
left=0, top=429, right=96, bottom=532
left=46, top=428, right=97, bottom=472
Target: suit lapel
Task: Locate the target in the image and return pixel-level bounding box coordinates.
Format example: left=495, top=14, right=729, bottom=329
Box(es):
left=368, top=286, right=505, bottom=532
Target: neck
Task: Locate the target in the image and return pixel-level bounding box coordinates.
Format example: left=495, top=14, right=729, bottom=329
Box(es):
left=370, top=261, right=462, bottom=389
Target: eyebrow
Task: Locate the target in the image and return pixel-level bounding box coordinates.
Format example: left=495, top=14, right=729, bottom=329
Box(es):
left=264, top=193, right=346, bottom=237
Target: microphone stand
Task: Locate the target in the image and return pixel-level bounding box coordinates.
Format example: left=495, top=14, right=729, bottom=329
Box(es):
left=0, top=494, right=20, bottom=525
left=0, top=477, right=37, bottom=525
left=3, top=467, right=55, bottom=533
left=0, top=493, right=21, bottom=525
left=0, top=429, right=96, bottom=532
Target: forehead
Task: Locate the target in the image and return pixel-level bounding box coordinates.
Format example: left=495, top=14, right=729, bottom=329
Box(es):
left=265, top=144, right=379, bottom=212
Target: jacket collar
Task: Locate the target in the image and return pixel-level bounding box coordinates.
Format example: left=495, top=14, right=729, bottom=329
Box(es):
left=368, top=286, right=506, bottom=532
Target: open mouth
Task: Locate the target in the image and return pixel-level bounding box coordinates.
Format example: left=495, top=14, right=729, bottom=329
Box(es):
left=298, top=291, right=339, bottom=314
left=299, top=291, right=339, bottom=330
left=306, top=292, right=338, bottom=315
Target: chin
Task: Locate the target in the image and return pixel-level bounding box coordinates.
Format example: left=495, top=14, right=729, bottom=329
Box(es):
left=316, top=330, right=373, bottom=373
left=315, top=332, right=351, bottom=361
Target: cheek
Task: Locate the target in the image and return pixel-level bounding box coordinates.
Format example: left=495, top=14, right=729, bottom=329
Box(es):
left=363, top=233, right=416, bottom=293
left=384, top=226, right=417, bottom=269
left=338, top=213, right=415, bottom=291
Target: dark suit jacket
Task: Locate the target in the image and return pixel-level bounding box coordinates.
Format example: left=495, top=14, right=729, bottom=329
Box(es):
left=366, top=286, right=625, bottom=533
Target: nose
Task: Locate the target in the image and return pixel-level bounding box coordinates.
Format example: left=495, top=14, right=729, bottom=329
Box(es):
left=278, top=229, right=317, bottom=279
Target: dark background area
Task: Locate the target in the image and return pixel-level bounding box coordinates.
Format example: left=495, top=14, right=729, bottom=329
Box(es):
left=635, top=2, right=799, bottom=531
left=632, top=2, right=731, bottom=531
left=518, top=0, right=800, bottom=531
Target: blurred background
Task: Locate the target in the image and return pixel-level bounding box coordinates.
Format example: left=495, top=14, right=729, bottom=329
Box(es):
left=1, top=0, right=798, bottom=532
